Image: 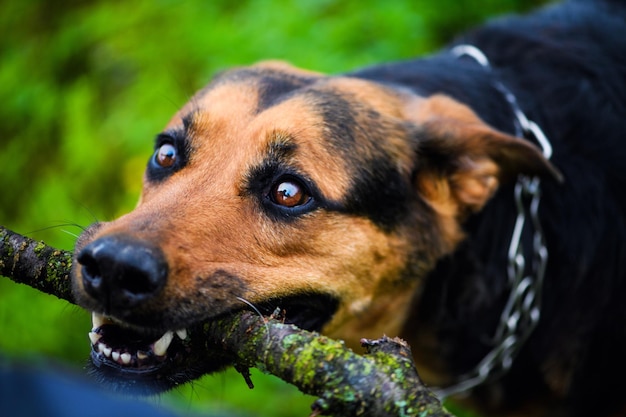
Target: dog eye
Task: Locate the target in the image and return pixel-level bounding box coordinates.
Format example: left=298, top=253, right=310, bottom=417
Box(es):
left=270, top=179, right=310, bottom=208
left=155, top=143, right=177, bottom=168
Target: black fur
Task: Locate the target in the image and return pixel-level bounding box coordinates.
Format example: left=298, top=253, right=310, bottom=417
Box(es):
left=255, top=71, right=317, bottom=113
left=350, top=1, right=626, bottom=415
left=307, top=90, right=415, bottom=231
left=209, top=67, right=318, bottom=114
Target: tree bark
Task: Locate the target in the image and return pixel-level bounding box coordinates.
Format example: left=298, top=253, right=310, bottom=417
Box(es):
left=0, top=225, right=454, bottom=417
left=0, top=225, right=74, bottom=303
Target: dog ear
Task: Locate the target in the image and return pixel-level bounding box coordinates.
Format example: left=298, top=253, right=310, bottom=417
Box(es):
left=410, top=94, right=562, bottom=217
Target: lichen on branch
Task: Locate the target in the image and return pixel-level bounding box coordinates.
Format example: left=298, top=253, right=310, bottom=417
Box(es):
left=205, top=311, right=453, bottom=416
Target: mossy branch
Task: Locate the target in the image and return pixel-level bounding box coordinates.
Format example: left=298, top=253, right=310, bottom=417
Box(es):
left=0, top=225, right=454, bottom=417
left=205, top=312, right=453, bottom=417
left=0, top=225, right=74, bottom=303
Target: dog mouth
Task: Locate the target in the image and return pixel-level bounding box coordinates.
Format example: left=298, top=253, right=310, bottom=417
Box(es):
left=89, top=313, right=189, bottom=371
left=85, top=312, right=216, bottom=394
left=85, top=294, right=338, bottom=394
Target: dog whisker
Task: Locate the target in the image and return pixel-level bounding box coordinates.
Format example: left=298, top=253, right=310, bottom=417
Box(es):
left=26, top=222, right=88, bottom=235
left=60, top=229, right=80, bottom=239
left=236, top=296, right=271, bottom=343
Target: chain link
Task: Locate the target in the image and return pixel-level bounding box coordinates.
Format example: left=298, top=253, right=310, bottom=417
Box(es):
left=435, top=45, right=553, bottom=399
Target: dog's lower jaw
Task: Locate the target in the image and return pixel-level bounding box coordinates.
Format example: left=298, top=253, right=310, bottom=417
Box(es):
left=87, top=353, right=230, bottom=397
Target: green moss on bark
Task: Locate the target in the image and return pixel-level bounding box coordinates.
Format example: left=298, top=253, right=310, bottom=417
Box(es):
left=0, top=225, right=74, bottom=303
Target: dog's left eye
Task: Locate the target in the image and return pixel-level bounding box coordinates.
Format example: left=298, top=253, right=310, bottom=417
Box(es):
left=270, top=179, right=311, bottom=208
left=155, top=143, right=177, bottom=168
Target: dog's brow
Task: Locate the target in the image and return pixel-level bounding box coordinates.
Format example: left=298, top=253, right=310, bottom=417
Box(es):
left=181, top=110, right=208, bottom=137
left=266, top=132, right=297, bottom=160
left=153, top=128, right=187, bottom=149
left=181, top=113, right=195, bottom=131
left=240, top=133, right=299, bottom=198
left=162, top=111, right=201, bottom=150
left=155, top=112, right=197, bottom=146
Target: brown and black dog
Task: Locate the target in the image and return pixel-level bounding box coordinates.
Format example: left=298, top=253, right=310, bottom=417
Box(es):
left=70, top=1, right=626, bottom=416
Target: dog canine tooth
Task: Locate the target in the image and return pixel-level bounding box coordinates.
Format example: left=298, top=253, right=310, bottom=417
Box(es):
left=152, top=331, right=174, bottom=357
left=103, top=345, right=112, bottom=357
left=175, top=329, right=188, bottom=340
left=91, top=312, right=105, bottom=330
left=88, top=331, right=101, bottom=345
left=91, top=312, right=115, bottom=331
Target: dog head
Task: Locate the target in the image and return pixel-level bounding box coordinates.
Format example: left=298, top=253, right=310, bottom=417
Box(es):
left=71, top=61, right=558, bottom=392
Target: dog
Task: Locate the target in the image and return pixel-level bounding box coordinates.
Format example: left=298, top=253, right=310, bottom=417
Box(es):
left=70, top=1, right=626, bottom=416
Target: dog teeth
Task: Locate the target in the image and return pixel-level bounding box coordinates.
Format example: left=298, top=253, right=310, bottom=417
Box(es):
left=91, top=312, right=107, bottom=330
left=92, top=331, right=179, bottom=363
left=92, top=312, right=104, bottom=330
left=88, top=331, right=101, bottom=345
left=121, top=352, right=132, bottom=365
left=91, top=312, right=114, bottom=331
left=88, top=311, right=189, bottom=367
left=100, top=344, right=112, bottom=357
left=152, top=331, right=174, bottom=357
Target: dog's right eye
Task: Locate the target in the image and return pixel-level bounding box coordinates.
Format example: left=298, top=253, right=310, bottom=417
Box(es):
left=155, top=143, right=177, bottom=168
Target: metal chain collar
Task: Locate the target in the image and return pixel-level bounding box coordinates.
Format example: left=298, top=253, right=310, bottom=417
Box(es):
left=434, top=45, right=554, bottom=399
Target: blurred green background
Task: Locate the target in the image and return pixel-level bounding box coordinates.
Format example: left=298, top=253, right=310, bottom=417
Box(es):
left=0, top=0, right=549, bottom=416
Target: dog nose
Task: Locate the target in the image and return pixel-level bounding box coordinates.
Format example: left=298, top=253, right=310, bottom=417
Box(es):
left=77, top=235, right=168, bottom=309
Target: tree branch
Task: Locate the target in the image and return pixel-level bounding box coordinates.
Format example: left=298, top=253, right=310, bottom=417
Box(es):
left=0, top=225, right=74, bottom=303
left=206, top=312, right=453, bottom=417
left=0, top=225, right=454, bottom=417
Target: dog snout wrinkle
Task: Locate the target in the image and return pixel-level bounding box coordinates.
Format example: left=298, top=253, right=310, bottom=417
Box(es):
left=77, top=235, right=168, bottom=311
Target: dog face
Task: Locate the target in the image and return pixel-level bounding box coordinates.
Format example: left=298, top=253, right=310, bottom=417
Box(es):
left=71, top=61, right=555, bottom=392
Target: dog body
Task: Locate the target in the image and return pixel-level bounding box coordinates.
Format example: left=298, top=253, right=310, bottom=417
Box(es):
left=71, top=1, right=626, bottom=416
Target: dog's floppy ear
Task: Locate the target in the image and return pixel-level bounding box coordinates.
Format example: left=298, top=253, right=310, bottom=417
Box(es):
left=410, top=94, right=562, bottom=218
